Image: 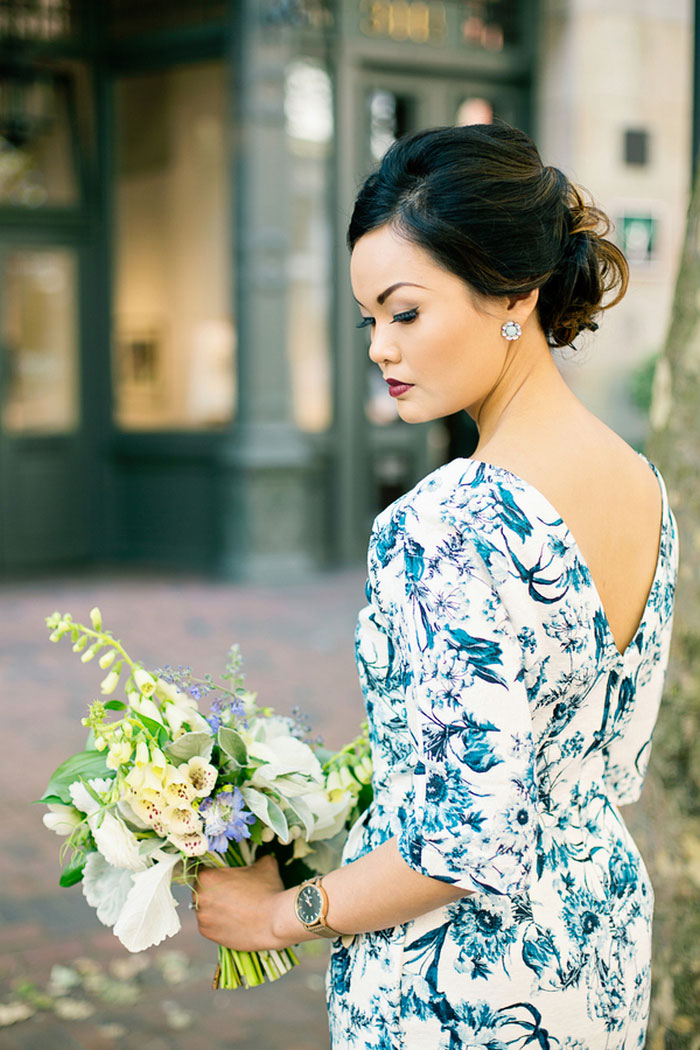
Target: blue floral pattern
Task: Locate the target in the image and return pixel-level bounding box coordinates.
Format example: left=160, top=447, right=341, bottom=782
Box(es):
left=327, top=452, right=678, bottom=1049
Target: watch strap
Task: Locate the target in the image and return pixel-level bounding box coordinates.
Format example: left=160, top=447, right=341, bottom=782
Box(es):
left=295, top=877, right=342, bottom=939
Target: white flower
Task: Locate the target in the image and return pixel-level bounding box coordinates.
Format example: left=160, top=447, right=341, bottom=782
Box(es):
left=248, top=735, right=324, bottom=798
left=303, top=789, right=356, bottom=842
left=133, top=668, right=157, bottom=697
left=183, top=755, right=218, bottom=797
left=125, top=763, right=163, bottom=795
left=106, top=739, right=132, bottom=771
left=112, top=850, right=181, bottom=952
left=166, top=830, right=209, bottom=857
left=68, top=777, right=113, bottom=817
left=100, top=669, right=121, bottom=695
left=161, top=804, right=202, bottom=836
left=67, top=776, right=147, bottom=870
left=292, top=837, right=314, bottom=860
left=154, top=678, right=190, bottom=705
left=127, top=789, right=167, bottom=836
left=130, top=694, right=163, bottom=724
left=117, top=798, right=150, bottom=830
left=161, top=703, right=192, bottom=736
left=43, top=804, right=82, bottom=837
left=92, top=811, right=148, bottom=871
left=162, top=767, right=197, bottom=805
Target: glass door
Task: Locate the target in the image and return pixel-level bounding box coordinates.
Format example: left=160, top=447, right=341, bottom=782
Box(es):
left=352, top=70, right=526, bottom=522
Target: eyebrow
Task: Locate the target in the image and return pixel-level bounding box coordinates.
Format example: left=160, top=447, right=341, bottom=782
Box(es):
left=377, top=281, right=426, bottom=305
left=354, top=281, right=427, bottom=308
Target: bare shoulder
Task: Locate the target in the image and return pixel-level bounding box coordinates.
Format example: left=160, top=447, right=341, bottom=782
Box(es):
left=474, top=417, right=660, bottom=520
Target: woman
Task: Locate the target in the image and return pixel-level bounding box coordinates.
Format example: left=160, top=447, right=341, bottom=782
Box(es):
left=195, top=124, right=678, bottom=1049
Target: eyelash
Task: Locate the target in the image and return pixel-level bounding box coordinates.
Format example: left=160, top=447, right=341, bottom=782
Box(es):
left=355, top=308, right=419, bottom=329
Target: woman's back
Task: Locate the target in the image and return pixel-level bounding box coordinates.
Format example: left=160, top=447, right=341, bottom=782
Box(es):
left=473, top=398, right=665, bottom=658
left=333, top=451, right=678, bottom=1048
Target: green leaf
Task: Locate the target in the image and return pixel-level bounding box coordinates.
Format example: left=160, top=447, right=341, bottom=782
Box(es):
left=59, top=856, right=85, bottom=888
left=265, top=796, right=290, bottom=842
left=135, top=712, right=169, bottom=748
left=284, top=795, right=315, bottom=838
left=104, top=699, right=126, bottom=711
left=165, top=731, right=213, bottom=764
left=218, top=727, right=248, bottom=767
left=40, top=750, right=112, bottom=805
left=240, top=787, right=289, bottom=843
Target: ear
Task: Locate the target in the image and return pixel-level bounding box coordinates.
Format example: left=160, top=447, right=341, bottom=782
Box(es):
left=506, top=288, right=539, bottom=318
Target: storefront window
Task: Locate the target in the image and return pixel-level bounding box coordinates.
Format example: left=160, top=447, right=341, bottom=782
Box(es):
left=112, top=61, right=233, bottom=429
left=1, top=247, right=80, bottom=433
left=0, top=74, right=79, bottom=207
left=0, top=0, right=74, bottom=41
left=285, top=59, right=333, bottom=433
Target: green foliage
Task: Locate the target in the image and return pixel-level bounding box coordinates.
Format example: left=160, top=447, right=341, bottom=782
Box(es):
left=136, top=712, right=169, bottom=749
left=40, top=750, right=112, bottom=805
left=217, top=726, right=248, bottom=767
left=58, top=855, right=86, bottom=887
left=629, top=350, right=660, bottom=413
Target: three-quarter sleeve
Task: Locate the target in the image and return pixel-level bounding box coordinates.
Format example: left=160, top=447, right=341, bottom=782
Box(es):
left=391, top=504, right=538, bottom=897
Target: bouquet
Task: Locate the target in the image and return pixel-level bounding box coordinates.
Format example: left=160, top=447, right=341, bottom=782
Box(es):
left=40, top=608, right=372, bottom=990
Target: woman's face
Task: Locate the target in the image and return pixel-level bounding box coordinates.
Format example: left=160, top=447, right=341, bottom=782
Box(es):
left=350, top=223, right=516, bottom=425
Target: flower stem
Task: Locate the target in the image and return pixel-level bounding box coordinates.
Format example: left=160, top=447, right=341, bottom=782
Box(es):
left=215, top=946, right=300, bottom=991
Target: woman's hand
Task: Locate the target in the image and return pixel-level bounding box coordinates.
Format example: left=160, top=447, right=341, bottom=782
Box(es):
left=194, top=854, right=290, bottom=952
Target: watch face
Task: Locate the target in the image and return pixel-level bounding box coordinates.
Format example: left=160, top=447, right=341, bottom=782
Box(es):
left=296, top=884, right=324, bottom=924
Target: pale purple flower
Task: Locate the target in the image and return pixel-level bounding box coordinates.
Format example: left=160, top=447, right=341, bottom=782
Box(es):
left=200, top=788, right=255, bottom=852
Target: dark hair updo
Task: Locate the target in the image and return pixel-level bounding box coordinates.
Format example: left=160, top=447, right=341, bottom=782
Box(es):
left=347, top=123, right=628, bottom=348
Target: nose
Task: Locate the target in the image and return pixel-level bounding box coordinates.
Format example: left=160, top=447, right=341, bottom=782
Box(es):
left=367, top=324, right=401, bottom=366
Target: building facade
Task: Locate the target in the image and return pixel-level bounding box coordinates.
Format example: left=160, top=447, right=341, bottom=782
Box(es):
left=0, top=0, right=691, bottom=577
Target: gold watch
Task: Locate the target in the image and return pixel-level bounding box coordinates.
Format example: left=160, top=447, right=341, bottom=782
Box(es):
left=294, top=877, right=341, bottom=939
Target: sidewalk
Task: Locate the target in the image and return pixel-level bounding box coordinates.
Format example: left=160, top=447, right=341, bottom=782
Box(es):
left=0, top=567, right=367, bottom=1049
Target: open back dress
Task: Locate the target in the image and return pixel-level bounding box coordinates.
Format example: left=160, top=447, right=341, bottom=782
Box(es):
left=327, top=452, right=678, bottom=1050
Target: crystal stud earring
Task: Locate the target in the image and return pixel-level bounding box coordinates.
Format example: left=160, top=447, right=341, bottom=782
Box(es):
left=501, top=320, right=522, bottom=341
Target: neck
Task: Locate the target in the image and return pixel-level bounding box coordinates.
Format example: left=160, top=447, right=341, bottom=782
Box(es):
left=471, top=329, right=578, bottom=456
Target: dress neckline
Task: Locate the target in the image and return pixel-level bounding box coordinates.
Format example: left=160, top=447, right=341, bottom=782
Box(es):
left=461, top=451, right=669, bottom=664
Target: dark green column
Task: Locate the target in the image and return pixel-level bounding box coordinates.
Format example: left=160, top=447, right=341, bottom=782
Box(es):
left=218, top=0, right=323, bottom=581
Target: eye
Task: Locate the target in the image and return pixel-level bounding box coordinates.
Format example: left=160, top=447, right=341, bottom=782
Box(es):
left=391, top=308, right=419, bottom=324
left=356, top=316, right=375, bottom=329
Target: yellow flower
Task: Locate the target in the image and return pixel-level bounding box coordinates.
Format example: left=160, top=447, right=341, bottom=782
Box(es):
left=106, top=739, right=132, bottom=771
left=125, top=762, right=162, bottom=795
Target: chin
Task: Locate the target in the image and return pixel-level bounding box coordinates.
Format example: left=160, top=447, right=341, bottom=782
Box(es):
left=396, top=402, right=447, bottom=425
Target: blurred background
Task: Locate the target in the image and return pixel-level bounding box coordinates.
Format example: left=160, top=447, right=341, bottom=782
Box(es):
left=0, top=0, right=695, bottom=1047
left=0, top=0, right=692, bottom=581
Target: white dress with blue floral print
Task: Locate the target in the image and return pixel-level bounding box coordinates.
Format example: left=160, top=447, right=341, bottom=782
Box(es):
left=327, top=452, right=678, bottom=1050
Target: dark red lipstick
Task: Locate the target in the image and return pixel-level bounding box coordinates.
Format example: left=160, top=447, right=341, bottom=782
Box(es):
left=386, top=378, right=414, bottom=398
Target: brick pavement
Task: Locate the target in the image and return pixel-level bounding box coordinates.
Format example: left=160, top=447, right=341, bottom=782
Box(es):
left=0, top=567, right=367, bottom=1049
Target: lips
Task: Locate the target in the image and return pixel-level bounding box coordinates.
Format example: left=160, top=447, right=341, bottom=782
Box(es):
left=386, top=378, right=414, bottom=398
